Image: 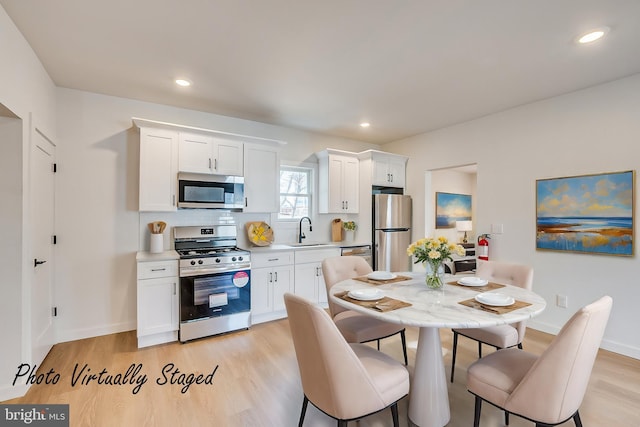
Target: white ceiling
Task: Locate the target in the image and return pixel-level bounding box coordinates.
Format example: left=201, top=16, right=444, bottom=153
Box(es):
left=2, top=1, right=640, bottom=143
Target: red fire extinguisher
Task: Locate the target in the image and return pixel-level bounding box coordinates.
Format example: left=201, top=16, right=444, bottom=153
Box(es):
left=477, top=234, right=490, bottom=261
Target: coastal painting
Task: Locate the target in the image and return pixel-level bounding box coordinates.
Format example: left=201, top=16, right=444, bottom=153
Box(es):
left=436, top=192, right=472, bottom=229
left=536, top=170, right=634, bottom=256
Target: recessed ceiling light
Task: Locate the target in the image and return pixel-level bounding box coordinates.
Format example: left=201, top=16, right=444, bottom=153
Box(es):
left=360, top=122, right=370, bottom=128
left=577, top=27, right=609, bottom=44
left=175, top=79, right=191, bottom=87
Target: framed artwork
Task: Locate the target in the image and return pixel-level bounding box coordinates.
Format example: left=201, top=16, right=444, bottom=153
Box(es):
left=536, top=170, right=634, bottom=256
left=436, top=192, right=472, bottom=229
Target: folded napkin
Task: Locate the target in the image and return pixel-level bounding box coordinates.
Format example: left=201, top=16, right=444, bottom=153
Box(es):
left=458, top=298, right=531, bottom=315
left=353, top=275, right=412, bottom=285
left=447, top=280, right=506, bottom=292
left=335, top=291, right=411, bottom=312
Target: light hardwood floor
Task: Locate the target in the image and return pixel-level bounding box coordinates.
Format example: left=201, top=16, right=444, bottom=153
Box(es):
left=5, top=321, right=640, bottom=427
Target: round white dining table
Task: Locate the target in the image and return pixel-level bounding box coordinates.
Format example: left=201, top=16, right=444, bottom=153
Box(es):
left=329, top=272, right=546, bottom=427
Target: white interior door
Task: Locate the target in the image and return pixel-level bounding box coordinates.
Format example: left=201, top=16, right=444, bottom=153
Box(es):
left=31, top=128, right=55, bottom=365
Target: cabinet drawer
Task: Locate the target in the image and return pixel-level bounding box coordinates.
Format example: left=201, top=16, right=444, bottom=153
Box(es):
left=252, top=251, right=295, bottom=268
left=138, top=260, right=178, bottom=279
left=295, top=248, right=340, bottom=264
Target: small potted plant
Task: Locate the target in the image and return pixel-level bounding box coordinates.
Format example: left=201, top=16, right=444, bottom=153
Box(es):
left=342, top=221, right=357, bottom=242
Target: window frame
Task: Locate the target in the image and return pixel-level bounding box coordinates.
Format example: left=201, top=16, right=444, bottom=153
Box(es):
left=278, top=163, right=315, bottom=221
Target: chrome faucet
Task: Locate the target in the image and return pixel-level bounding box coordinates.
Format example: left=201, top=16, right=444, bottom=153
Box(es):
left=298, top=216, right=312, bottom=243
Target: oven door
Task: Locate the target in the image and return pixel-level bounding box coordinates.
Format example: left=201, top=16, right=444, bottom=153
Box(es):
left=180, top=268, right=250, bottom=322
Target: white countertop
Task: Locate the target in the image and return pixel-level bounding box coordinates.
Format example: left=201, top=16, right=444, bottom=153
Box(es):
left=136, top=250, right=180, bottom=261
left=244, top=243, right=340, bottom=252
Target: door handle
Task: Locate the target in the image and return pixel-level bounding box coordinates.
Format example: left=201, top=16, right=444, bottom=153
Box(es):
left=209, top=158, right=212, bottom=170
left=274, top=271, right=278, bottom=282
left=269, top=272, right=273, bottom=283
left=34, top=259, right=47, bottom=267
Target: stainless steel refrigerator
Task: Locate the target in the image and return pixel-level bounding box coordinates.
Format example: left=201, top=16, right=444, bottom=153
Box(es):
left=373, top=194, right=412, bottom=272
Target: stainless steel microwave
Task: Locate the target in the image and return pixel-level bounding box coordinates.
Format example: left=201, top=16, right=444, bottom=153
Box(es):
left=178, top=173, right=244, bottom=210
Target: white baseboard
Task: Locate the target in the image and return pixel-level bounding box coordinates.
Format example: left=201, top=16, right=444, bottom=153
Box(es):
left=528, top=320, right=640, bottom=360
left=55, top=320, right=136, bottom=344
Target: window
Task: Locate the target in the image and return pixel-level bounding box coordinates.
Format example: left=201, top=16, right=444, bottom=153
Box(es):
left=279, top=166, right=311, bottom=219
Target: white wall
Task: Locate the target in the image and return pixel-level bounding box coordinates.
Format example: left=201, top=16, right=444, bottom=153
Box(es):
left=0, top=5, right=58, bottom=400
left=54, top=88, right=378, bottom=343
left=384, top=74, right=640, bottom=358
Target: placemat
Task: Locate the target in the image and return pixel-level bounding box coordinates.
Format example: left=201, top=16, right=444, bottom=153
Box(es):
left=458, top=298, right=531, bottom=315
left=335, top=291, right=412, bottom=312
left=447, top=280, right=506, bottom=292
left=354, top=275, right=412, bottom=285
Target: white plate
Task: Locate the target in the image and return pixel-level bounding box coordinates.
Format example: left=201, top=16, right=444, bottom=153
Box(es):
left=367, top=271, right=397, bottom=281
left=348, top=289, right=385, bottom=301
left=475, top=293, right=515, bottom=307
left=458, top=277, right=488, bottom=287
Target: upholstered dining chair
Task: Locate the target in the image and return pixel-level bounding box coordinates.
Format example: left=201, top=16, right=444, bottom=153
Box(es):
left=450, top=260, right=534, bottom=382
left=284, top=293, right=410, bottom=427
left=322, top=256, right=408, bottom=365
left=467, top=295, right=612, bottom=427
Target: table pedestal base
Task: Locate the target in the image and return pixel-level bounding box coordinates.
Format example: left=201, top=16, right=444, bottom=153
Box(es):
left=408, top=327, right=450, bottom=427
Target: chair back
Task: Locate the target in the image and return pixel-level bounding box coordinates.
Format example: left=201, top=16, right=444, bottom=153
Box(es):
left=322, top=256, right=373, bottom=317
left=283, top=293, right=388, bottom=419
left=477, top=260, right=534, bottom=339
left=506, top=295, right=613, bottom=424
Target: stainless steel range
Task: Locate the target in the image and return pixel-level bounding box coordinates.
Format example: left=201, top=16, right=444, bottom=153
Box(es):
left=174, top=225, right=251, bottom=342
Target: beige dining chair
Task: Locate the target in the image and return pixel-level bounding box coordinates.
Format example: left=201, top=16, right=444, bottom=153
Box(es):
left=467, top=295, right=612, bottom=427
left=284, top=293, right=410, bottom=427
left=450, top=260, right=534, bottom=382
left=322, top=256, right=408, bottom=365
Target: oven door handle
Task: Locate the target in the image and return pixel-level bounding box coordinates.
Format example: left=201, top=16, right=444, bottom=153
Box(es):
left=180, top=265, right=251, bottom=277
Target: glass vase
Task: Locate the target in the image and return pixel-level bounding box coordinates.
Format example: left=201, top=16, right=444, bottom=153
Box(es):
left=424, top=261, right=445, bottom=290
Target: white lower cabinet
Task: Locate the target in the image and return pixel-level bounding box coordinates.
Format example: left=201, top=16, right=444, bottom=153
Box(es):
left=251, top=251, right=295, bottom=324
left=294, top=248, right=340, bottom=307
left=136, top=257, right=179, bottom=348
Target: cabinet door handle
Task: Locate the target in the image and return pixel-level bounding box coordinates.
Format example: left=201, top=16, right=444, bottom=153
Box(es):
left=269, top=272, right=273, bottom=282
left=214, top=158, right=218, bottom=170
left=345, top=201, right=348, bottom=210
left=245, top=197, right=248, bottom=207
left=390, top=174, right=393, bottom=182
left=268, top=258, right=279, bottom=262
left=274, top=271, right=278, bottom=282
left=209, top=158, right=212, bottom=170
left=151, top=268, right=166, bottom=272
left=387, top=173, right=391, bottom=182
left=172, top=195, right=176, bottom=206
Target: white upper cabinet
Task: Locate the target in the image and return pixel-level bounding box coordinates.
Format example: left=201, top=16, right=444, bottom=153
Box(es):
left=244, top=143, right=280, bottom=212
left=361, top=150, right=408, bottom=188
left=214, top=138, right=244, bottom=176
left=134, top=118, right=285, bottom=212
left=178, top=133, right=215, bottom=174
left=139, top=127, right=178, bottom=211
left=178, top=132, right=244, bottom=176
left=317, top=149, right=359, bottom=213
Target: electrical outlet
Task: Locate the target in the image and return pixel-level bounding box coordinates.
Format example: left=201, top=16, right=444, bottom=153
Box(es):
left=491, top=223, right=504, bottom=234
left=556, top=294, right=568, bottom=308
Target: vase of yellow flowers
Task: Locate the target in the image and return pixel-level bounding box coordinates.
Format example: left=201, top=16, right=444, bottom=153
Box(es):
left=407, top=236, right=465, bottom=289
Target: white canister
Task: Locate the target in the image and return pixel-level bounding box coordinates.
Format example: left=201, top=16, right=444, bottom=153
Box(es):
left=150, top=233, right=164, bottom=253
